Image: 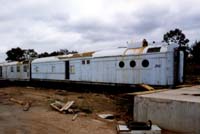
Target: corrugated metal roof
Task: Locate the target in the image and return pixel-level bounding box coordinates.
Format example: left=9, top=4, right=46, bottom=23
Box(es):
left=92, top=48, right=127, bottom=58
left=32, top=56, right=61, bottom=63
left=30, top=43, right=179, bottom=62
left=1, top=61, right=20, bottom=66
left=58, top=52, right=95, bottom=59
left=92, top=43, right=178, bottom=58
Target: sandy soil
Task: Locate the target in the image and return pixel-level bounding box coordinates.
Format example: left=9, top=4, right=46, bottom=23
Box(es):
left=0, top=86, right=120, bottom=134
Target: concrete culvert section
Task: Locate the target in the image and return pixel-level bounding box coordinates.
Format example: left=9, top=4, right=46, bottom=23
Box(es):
left=133, top=85, right=200, bottom=134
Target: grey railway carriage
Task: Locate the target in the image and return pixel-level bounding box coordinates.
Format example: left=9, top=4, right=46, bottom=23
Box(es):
left=0, top=61, right=30, bottom=81
left=30, top=42, right=184, bottom=86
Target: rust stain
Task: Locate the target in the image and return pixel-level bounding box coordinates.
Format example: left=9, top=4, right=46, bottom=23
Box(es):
left=123, top=47, right=146, bottom=56
left=58, top=51, right=95, bottom=59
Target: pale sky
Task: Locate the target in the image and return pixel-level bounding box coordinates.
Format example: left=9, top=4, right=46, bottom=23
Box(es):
left=0, top=0, right=200, bottom=61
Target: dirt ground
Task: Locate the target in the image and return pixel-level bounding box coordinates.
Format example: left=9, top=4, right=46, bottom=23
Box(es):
left=0, top=86, right=124, bottom=134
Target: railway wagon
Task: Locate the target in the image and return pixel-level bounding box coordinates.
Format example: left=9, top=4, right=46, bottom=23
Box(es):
left=0, top=61, right=30, bottom=81
left=31, top=43, right=184, bottom=86
left=31, top=56, right=66, bottom=80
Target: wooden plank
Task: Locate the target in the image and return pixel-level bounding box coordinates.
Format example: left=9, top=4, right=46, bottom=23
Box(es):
left=23, top=102, right=31, bottom=111
left=126, top=90, right=168, bottom=96
left=139, top=84, right=154, bottom=91
left=50, top=103, right=62, bottom=111
left=9, top=98, right=25, bottom=105
left=72, top=114, right=78, bottom=121
left=60, top=101, right=74, bottom=112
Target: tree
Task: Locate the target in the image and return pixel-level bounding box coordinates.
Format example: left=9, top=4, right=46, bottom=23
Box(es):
left=24, top=49, right=38, bottom=60
left=6, top=47, right=25, bottom=61
left=191, top=41, right=200, bottom=64
left=163, top=28, right=189, bottom=48
left=60, top=49, right=78, bottom=55
left=38, top=52, right=49, bottom=58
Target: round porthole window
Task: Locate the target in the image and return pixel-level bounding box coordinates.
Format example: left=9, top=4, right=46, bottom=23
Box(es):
left=130, top=60, right=136, bottom=68
left=119, top=61, right=125, bottom=68
left=142, top=59, right=149, bottom=68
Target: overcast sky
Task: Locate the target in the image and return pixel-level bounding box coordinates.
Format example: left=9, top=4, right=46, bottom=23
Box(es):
left=0, top=0, right=200, bottom=61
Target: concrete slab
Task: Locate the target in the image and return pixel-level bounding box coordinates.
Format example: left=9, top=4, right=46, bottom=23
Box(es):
left=133, top=85, right=200, bottom=134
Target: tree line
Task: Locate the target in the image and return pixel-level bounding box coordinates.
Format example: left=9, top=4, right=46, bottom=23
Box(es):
left=5, top=28, right=200, bottom=64
left=6, top=48, right=78, bottom=61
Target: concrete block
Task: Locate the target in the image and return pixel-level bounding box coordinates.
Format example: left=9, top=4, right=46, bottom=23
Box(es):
left=133, top=86, right=200, bottom=134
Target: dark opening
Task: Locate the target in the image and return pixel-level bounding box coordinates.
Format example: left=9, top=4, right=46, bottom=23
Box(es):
left=142, top=59, right=149, bottom=68
left=17, top=66, right=20, bottom=72
left=65, top=61, right=70, bottom=79
left=147, top=47, right=161, bottom=53
left=87, top=60, right=90, bottom=64
left=0, top=66, right=2, bottom=77
left=82, top=60, right=85, bottom=64
left=173, top=50, right=179, bottom=84
left=11, top=66, right=14, bottom=72
left=119, top=61, right=125, bottom=68
left=130, top=60, right=136, bottom=68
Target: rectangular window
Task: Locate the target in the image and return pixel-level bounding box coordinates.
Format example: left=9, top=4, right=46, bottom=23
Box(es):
left=17, top=66, right=20, bottom=72
left=10, top=66, right=14, bottom=72
left=23, top=65, right=27, bottom=72
left=34, top=66, right=39, bottom=72
left=82, top=60, right=85, bottom=64
left=87, top=60, right=90, bottom=64
left=51, top=65, right=55, bottom=72
left=70, top=65, right=75, bottom=74
left=147, top=47, right=161, bottom=53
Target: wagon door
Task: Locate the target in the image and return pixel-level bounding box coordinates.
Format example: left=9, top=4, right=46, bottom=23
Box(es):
left=0, top=66, right=2, bottom=78
left=65, top=61, right=70, bottom=79
left=174, top=50, right=184, bottom=84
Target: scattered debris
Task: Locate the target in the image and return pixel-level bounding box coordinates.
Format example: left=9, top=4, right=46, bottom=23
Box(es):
left=72, top=114, right=78, bottom=121
left=117, top=123, right=161, bottom=134
left=55, top=90, right=68, bottom=96
left=117, top=124, right=130, bottom=133
left=78, top=112, right=87, bottom=117
left=79, top=107, right=93, bottom=114
left=97, top=113, right=115, bottom=122
left=60, top=101, right=74, bottom=111
left=98, top=114, right=114, bottom=119
left=138, top=84, right=154, bottom=91
left=9, top=98, right=32, bottom=111
left=23, top=102, right=32, bottom=111
left=9, top=98, right=25, bottom=105
left=50, top=100, right=74, bottom=113
left=126, top=120, right=152, bottom=130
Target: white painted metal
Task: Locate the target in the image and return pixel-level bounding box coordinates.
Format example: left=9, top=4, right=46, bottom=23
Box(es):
left=31, top=61, right=65, bottom=80
left=69, top=59, right=81, bottom=81
left=32, top=56, right=61, bottom=63
left=92, top=44, right=175, bottom=58
left=63, top=43, right=181, bottom=85
left=0, top=62, right=30, bottom=80
left=0, top=42, right=183, bottom=86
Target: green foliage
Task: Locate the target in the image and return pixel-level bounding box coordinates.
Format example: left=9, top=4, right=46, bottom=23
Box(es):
left=6, top=47, right=25, bottom=61
left=38, top=49, right=78, bottom=58
left=163, top=28, right=189, bottom=48
left=6, top=47, right=78, bottom=61
left=6, top=47, right=38, bottom=61
left=191, top=41, right=200, bottom=64
left=24, top=49, right=38, bottom=59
